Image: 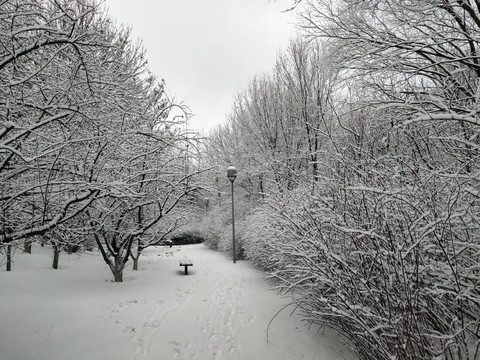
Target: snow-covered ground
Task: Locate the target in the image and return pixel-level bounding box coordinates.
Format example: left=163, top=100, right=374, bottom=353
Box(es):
left=0, top=244, right=355, bottom=360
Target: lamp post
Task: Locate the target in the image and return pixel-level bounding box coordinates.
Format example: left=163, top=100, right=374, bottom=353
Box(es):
left=204, top=197, right=209, bottom=213
left=227, top=165, right=237, bottom=263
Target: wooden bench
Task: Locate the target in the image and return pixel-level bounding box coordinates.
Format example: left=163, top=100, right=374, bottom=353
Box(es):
left=179, top=259, right=193, bottom=275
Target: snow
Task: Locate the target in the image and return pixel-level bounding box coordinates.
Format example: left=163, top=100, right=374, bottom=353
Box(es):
left=179, top=258, right=193, bottom=265
left=0, top=244, right=355, bottom=360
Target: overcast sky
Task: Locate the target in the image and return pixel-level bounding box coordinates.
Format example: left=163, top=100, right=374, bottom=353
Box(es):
left=105, top=0, right=296, bottom=134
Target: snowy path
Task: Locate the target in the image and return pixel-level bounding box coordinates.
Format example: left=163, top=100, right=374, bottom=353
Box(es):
left=0, top=244, right=354, bottom=360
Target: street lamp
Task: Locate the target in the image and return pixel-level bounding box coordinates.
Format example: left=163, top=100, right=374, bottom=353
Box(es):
left=204, top=197, right=209, bottom=213
left=227, top=165, right=237, bottom=263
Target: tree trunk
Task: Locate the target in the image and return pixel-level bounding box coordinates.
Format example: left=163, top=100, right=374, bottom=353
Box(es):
left=112, top=256, right=125, bottom=282
left=24, top=240, right=32, bottom=254
left=112, top=267, right=123, bottom=282
left=6, top=243, right=12, bottom=271
left=131, top=247, right=142, bottom=271
left=52, top=244, right=61, bottom=269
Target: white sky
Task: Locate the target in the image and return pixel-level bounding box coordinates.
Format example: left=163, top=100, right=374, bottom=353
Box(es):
left=104, top=0, right=296, bottom=134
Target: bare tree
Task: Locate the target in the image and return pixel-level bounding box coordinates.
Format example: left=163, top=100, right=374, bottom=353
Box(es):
left=0, top=0, right=195, bottom=280
left=0, top=0, right=112, bottom=268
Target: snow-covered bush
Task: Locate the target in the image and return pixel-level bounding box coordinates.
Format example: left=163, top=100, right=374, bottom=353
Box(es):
left=193, top=204, right=229, bottom=250
left=216, top=220, right=246, bottom=261
left=193, top=198, right=249, bottom=260
left=242, top=166, right=479, bottom=360
left=203, top=2, right=480, bottom=358
left=242, top=190, right=306, bottom=273
left=242, top=209, right=275, bottom=271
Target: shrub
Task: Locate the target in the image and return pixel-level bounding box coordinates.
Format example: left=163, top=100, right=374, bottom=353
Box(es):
left=241, top=182, right=480, bottom=360
left=171, top=231, right=204, bottom=245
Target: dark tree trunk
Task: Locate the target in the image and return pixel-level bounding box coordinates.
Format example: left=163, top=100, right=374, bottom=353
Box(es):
left=131, top=248, right=142, bottom=271
left=6, top=243, right=12, bottom=271
left=259, top=174, right=265, bottom=199
left=113, top=270, right=123, bottom=282
left=24, top=240, right=32, bottom=254
left=94, top=233, right=127, bottom=282
left=112, top=263, right=124, bottom=282
left=112, top=256, right=126, bottom=282
left=52, top=244, right=61, bottom=269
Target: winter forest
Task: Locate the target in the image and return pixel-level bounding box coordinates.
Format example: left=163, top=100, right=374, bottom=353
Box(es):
left=1, top=1, right=479, bottom=360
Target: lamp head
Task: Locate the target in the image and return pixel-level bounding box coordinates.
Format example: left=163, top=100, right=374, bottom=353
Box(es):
left=227, top=165, right=237, bottom=182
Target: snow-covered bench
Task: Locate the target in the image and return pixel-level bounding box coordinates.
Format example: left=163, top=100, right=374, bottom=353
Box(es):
left=179, top=259, right=193, bottom=275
